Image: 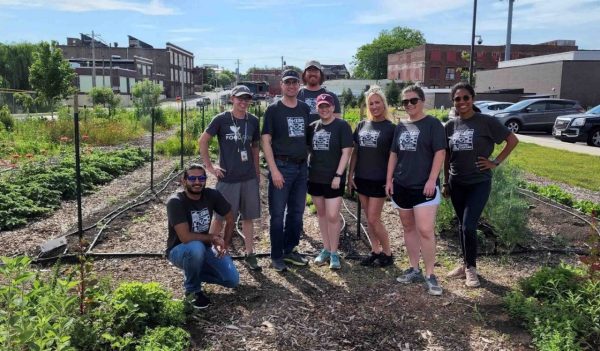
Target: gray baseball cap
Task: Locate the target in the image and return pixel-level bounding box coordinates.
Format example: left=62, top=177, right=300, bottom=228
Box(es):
left=304, top=60, right=322, bottom=71
left=281, top=69, right=300, bottom=81
left=231, top=85, right=253, bottom=97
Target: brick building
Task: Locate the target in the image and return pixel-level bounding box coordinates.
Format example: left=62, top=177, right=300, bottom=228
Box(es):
left=387, top=40, right=578, bottom=88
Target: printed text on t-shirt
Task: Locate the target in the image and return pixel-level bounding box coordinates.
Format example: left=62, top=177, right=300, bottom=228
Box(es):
left=451, top=129, right=474, bottom=151
left=359, top=130, right=380, bottom=148
left=287, top=117, right=305, bottom=137
left=191, top=208, right=210, bottom=233
left=398, top=130, right=420, bottom=151
left=312, top=130, right=331, bottom=150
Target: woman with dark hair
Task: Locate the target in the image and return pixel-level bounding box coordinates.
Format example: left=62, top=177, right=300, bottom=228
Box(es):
left=386, top=85, right=446, bottom=295
left=348, top=86, right=395, bottom=267
left=443, top=82, right=518, bottom=288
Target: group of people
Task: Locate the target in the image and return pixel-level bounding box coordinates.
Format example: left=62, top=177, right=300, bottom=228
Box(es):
left=165, top=60, right=518, bottom=308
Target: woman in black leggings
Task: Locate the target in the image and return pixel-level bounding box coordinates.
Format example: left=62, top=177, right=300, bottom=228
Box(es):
left=442, top=82, right=518, bottom=287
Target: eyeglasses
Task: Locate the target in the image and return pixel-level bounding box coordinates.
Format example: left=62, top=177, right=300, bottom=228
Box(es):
left=283, top=80, right=299, bottom=86
left=453, top=95, right=472, bottom=103
left=186, top=175, right=207, bottom=182
left=235, top=96, right=252, bottom=102
left=401, top=98, right=421, bottom=106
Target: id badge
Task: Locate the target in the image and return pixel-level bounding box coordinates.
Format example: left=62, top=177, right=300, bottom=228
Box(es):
left=240, top=150, right=248, bottom=162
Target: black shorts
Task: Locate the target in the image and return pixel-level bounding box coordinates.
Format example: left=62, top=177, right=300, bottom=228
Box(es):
left=354, top=177, right=387, bottom=198
left=308, top=180, right=345, bottom=199
left=391, top=183, right=439, bottom=209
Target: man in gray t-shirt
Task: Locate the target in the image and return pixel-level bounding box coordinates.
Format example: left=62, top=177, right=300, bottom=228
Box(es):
left=199, top=85, right=262, bottom=270
left=297, top=60, right=341, bottom=123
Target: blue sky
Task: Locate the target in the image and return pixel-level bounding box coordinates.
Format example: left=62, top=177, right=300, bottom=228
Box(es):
left=0, top=0, right=598, bottom=74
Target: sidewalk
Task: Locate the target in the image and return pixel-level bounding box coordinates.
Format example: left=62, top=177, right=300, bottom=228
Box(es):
left=517, top=133, right=600, bottom=157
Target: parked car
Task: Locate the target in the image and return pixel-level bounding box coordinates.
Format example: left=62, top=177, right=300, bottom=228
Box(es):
left=479, top=102, right=513, bottom=115
left=195, top=97, right=211, bottom=107
left=473, top=100, right=495, bottom=107
left=553, top=104, right=600, bottom=147
left=493, top=98, right=584, bottom=133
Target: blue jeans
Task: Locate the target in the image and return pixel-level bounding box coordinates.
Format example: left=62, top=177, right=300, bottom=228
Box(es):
left=268, top=159, right=308, bottom=260
left=168, top=241, right=239, bottom=294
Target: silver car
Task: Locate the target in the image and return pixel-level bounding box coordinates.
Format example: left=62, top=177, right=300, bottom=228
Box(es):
left=493, top=98, right=584, bottom=133
left=479, top=102, right=513, bottom=115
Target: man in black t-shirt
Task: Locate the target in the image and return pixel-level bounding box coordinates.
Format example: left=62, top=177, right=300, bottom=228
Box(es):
left=297, top=60, right=341, bottom=123
left=166, top=164, right=239, bottom=309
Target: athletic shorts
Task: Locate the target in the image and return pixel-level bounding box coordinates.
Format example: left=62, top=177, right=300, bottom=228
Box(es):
left=354, top=177, right=387, bottom=198
left=307, top=180, right=345, bottom=199
left=214, top=178, right=261, bottom=220
left=391, top=184, right=441, bottom=210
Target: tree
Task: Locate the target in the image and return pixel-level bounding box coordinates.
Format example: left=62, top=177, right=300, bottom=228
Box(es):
left=89, top=87, right=120, bottom=116
left=13, top=92, right=34, bottom=116
left=340, top=88, right=356, bottom=108
left=385, top=80, right=400, bottom=107
left=217, top=70, right=236, bottom=88
left=131, top=79, right=162, bottom=117
left=0, top=42, right=38, bottom=90
left=29, top=41, right=75, bottom=114
left=352, top=27, right=426, bottom=79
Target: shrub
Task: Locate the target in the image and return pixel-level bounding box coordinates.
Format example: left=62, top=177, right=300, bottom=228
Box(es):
left=537, top=184, right=574, bottom=207
left=435, top=197, right=455, bottom=233
left=427, top=108, right=449, bottom=123
left=0, top=104, right=15, bottom=131
left=136, top=326, right=191, bottom=351
left=156, top=132, right=197, bottom=156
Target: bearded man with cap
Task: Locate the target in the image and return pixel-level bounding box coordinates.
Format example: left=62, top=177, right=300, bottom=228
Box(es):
left=261, top=69, right=311, bottom=272
left=297, top=60, right=341, bottom=123
left=199, top=85, right=262, bottom=271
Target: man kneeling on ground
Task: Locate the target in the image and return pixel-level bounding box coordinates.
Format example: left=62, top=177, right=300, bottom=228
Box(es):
left=166, top=163, right=239, bottom=309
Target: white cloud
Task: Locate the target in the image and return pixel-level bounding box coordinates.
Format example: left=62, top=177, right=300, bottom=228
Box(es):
left=0, top=0, right=178, bottom=15
left=233, top=0, right=340, bottom=10
left=353, top=0, right=470, bottom=24
left=168, top=28, right=213, bottom=34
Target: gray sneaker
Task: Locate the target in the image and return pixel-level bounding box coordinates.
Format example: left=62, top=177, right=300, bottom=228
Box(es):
left=244, top=253, right=262, bottom=271
left=271, top=258, right=288, bottom=272
left=425, top=274, right=443, bottom=296
left=283, top=251, right=308, bottom=266
left=396, top=267, right=424, bottom=284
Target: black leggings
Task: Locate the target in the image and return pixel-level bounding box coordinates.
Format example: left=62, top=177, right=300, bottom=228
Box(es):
left=449, top=179, right=491, bottom=268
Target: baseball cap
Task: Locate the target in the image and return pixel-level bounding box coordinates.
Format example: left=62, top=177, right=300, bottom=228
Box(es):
left=231, top=85, right=253, bottom=97
left=316, top=93, right=334, bottom=107
left=281, top=69, right=300, bottom=81
left=304, top=60, right=322, bottom=71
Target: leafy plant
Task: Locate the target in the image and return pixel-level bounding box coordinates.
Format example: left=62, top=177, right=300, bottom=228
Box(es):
left=136, top=326, right=191, bottom=351
left=0, top=104, right=14, bottom=131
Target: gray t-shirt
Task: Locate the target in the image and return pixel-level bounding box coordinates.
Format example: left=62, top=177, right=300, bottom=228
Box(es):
left=261, top=100, right=311, bottom=161
left=307, top=118, right=353, bottom=184
left=445, top=113, right=510, bottom=184
left=297, top=87, right=341, bottom=124
left=205, top=111, right=260, bottom=183
left=353, top=119, right=396, bottom=182
left=166, top=189, right=231, bottom=255
left=391, top=115, right=446, bottom=189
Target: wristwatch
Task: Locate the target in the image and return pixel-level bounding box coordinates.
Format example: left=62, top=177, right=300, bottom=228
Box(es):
left=492, top=159, right=501, bottom=166
left=334, top=173, right=342, bottom=178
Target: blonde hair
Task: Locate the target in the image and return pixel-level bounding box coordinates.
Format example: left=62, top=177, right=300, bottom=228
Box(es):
left=365, top=85, right=391, bottom=121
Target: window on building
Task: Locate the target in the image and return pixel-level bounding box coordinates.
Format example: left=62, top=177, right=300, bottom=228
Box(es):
left=430, top=67, right=441, bottom=80
left=137, top=63, right=142, bottom=73
left=171, top=68, right=174, bottom=81
left=446, top=51, right=456, bottom=62
left=430, top=50, right=441, bottom=61
left=445, top=68, right=455, bottom=80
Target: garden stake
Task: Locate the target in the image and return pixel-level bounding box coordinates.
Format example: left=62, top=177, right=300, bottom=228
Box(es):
left=150, top=107, right=155, bottom=192
left=180, top=97, right=184, bottom=169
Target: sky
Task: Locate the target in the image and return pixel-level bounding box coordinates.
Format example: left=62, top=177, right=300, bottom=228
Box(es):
left=0, top=0, right=598, bottom=74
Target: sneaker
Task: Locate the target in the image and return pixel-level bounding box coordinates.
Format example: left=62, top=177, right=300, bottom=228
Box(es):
left=375, top=253, right=394, bottom=267
left=396, top=267, right=424, bottom=284
left=314, top=249, right=330, bottom=266
left=271, top=258, right=288, bottom=272
left=283, top=251, right=308, bottom=266
left=465, top=266, right=480, bottom=288
left=360, top=252, right=381, bottom=267
left=186, top=291, right=210, bottom=309
left=425, top=275, right=443, bottom=296
left=329, top=252, right=341, bottom=270
left=244, top=253, right=261, bottom=271
left=447, top=264, right=466, bottom=279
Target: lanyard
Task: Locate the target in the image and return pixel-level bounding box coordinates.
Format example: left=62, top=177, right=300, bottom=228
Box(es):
left=230, top=112, right=248, bottom=152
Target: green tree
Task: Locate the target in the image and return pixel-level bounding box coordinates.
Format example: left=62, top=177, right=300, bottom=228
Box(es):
left=89, top=87, right=120, bottom=116
left=352, top=27, right=426, bottom=79
left=131, top=79, right=162, bottom=117
left=29, top=41, right=75, bottom=114
left=13, top=92, right=35, bottom=116
left=217, top=70, right=236, bottom=88
left=340, top=88, right=356, bottom=108
left=0, top=42, right=38, bottom=90
left=385, top=80, right=400, bottom=107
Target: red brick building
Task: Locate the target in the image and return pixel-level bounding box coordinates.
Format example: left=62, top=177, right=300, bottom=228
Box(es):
left=387, top=40, right=577, bottom=88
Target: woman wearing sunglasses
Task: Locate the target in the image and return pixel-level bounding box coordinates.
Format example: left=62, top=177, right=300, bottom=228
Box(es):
left=443, top=82, right=518, bottom=288
left=308, top=93, right=353, bottom=270
left=386, top=85, right=446, bottom=295
left=347, top=86, right=395, bottom=267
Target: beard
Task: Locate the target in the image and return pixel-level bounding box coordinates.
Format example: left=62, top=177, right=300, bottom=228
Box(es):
left=185, top=183, right=204, bottom=195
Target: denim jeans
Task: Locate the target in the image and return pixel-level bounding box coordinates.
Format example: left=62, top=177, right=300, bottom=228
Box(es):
left=168, top=241, right=239, bottom=294
left=268, top=159, right=308, bottom=260
left=448, top=179, right=492, bottom=268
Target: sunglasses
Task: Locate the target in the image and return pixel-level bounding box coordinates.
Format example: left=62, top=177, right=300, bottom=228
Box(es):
left=453, top=95, right=472, bottom=103
left=283, top=80, right=299, bottom=86
left=186, top=175, right=207, bottom=182
left=235, top=95, right=252, bottom=102
left=401, top=98, right=421, bottom=106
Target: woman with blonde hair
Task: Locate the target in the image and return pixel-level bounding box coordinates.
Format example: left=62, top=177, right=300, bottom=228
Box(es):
left=348, top=86, right=395, bottom=267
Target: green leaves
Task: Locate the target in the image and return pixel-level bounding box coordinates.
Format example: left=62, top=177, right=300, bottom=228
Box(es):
left=29, top=41, right=76, bottom=111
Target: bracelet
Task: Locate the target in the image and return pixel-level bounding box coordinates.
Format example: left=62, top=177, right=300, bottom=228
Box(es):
left=492, top=159, right=501, bottom=166
left=334, top=173, right=342, bottom=178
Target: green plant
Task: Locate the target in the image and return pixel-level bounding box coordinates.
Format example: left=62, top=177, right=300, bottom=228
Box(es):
left=132, top=79, right=162, bottom=118
left=426, top=108, right=449, bottom=123
left=435, top=197, right=455, bottom=233
left=0, top=104, right=14, bottom=131
left=156, top=132, right=197, bottom=156
left=136, top=326, right=191, bottom=351
left=537, top=184, right=574, bottom=207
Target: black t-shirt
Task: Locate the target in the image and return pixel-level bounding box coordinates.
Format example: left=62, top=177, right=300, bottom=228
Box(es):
left=166, top=189, right=231, bottom=254
left=353, top=119, right=395, bottom=181
left=445, top=113, right=510, bottom=184
left=390, top=115, right=446, bottom=189
left=261, top=100, right=311, bottom=161
left=307, top=118, right=353, bottom=184
left=205, top=111, right=260, bottom=183
left=297, top=87, right=341, bottom=123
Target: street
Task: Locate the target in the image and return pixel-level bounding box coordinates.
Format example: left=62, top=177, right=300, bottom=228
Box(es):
left=517, top=132, right=600, bottom=156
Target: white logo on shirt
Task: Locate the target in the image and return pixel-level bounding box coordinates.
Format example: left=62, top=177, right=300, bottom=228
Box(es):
left=191, top=208, right=210, bottom=233
left=287, top=117, right=305, bottom=137
left=305, top=98, right=317, bottom=114
left=451, top=129, right=475, bottom=151
left=312, top=129, right=331, bottom=150
left=398, top=130, right=420, bottom=151
left=225, top=125, right=241, bottom=141
left=358, top=129, right=380, bottom=148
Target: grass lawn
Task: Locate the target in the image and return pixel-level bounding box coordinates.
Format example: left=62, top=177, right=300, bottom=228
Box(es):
left=506, top=141, right=600, bottom=191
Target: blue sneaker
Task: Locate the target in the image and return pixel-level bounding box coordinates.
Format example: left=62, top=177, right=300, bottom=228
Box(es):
left=425, top=274, right=443, bottom=296
left=314, top=249, right=330, bottom=266
left=329, top=252, right=341, bottom=270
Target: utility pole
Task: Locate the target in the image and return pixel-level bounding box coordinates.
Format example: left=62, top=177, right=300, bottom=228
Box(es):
left=505, top=0, right=515, bottom=61
left=468, top=0, right=478, bottom=86
left=281, top=56, right=284, bottom=71
left=91, top=30, right=96, bottom=88
left=236, top=58, right=240, bottom=84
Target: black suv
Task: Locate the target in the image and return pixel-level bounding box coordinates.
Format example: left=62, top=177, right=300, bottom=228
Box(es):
left=553, top=104, right=600, bottom=147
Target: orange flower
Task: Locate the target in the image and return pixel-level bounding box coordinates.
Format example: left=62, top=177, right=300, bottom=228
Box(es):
left=25, top=153, right=33, bottom=159
left=59, top=136, right=70, bottom=143
left=82, top=134, right=89, bottom=141
left=11, top=153, right=20, bottom=159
